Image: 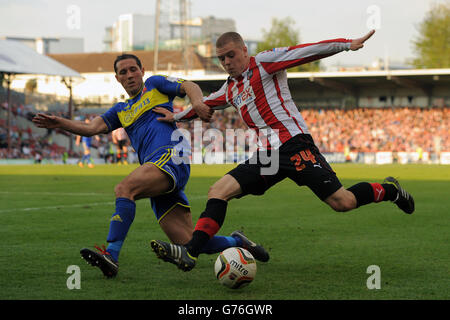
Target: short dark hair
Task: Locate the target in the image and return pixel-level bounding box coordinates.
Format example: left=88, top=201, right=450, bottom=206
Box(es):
left=216, top=32, right=245, bottom=48
left=113, top=54, right=142, bottom=74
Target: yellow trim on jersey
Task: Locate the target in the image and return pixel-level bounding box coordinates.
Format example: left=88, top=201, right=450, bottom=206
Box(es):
left=157, top=202, right=191, bottom=223
left=157, top=165, right=177, bottom=194
left=154, top=148, right=173, bottom=167
left=154, top=74, right=185, bottom=84
left=144, top=148, right=176, bottom=194
left=118, top=89, right=169, bottom=128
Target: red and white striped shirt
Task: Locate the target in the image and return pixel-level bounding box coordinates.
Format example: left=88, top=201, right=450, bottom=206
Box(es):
left=175, top=38, right=352, bottom=149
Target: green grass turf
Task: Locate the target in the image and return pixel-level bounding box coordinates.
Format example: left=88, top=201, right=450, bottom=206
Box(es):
left=0, top=163, right=449, bottom=300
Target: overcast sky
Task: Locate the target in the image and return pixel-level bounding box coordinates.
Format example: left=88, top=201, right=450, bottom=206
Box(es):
left=0, top=0, right=447, bottom=67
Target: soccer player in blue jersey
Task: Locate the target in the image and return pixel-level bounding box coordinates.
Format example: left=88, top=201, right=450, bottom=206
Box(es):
left=32, top=54, right=268, bottom=278
left=75, top=117, right=99, bottom=168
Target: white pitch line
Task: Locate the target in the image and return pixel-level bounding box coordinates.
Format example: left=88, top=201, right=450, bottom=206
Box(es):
left=0, top=191, right=110, bottom=196
left=0, top=201, right=115, bottom=213
left=0, top=194, right=208, bottom=213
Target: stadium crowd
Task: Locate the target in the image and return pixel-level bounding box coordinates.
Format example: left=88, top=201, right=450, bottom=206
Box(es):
left=0, top=102, right=68, bottom=161
left=178, top=106, right=449, bottom=155
left=303, top=107, right=449, bottom=153
left=1, top=99, right=448, bottom=161
left=0, top=101, right=121, bottom=162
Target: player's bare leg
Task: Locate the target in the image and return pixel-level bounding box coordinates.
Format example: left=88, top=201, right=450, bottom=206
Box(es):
left=115, top=163, right=173, bottom=200
left=151, top=174, right=270, bottom=270
left=151, top=175, right=240, bottom=271
left=151, top=205, right=199, bottom=270
left=207, top=174, right=243, bottom=201
left=81, top=163, right=174, bottom=276
left=159, top=205, right=193, bottom=245
left=324, top=187, right=357, bottom=212
left=326, top=178, right=414, bottom=214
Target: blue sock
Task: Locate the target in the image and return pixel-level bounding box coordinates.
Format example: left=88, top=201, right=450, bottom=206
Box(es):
left=232, top=234, right=243, bottom=247
left=199, top=235, right=242, bottom=254
left=106, top=198, right=136, bottom=262
left=106, top=240, right=123, bottom=262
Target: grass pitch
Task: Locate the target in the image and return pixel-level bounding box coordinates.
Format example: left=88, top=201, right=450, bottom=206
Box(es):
left=0, top=163, right=449, bottom=300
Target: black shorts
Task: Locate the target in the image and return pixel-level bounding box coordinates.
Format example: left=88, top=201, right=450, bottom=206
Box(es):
left=227, top=134, right=342, bottom=201
left=117, top=139, right=127, bottom=150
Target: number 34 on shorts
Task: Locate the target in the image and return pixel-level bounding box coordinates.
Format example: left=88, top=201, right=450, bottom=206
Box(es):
left=290, top=149, right=317, bottom=171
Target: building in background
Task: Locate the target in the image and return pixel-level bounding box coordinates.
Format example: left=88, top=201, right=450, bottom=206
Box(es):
left=103, top=14, right=236, bottom=52
left=200, top=16, right=236, bottom=43
left=1, top=36, right=84, bottom=54
left=103, top=13, right=162, bottom=52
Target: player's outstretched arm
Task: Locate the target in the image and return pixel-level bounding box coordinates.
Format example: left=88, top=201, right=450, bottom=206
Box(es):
left=350, top=29, right=375, bottom=51
left=256, top=29, right=375, bottom=74
left=32, top=113, right=108, bottom=137
left=180, top=81, right=213, bottom=122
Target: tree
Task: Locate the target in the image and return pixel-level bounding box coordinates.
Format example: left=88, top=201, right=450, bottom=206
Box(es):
left=257, top=17, right=320, bottom=72
left=25, top=78, right=37, bottom=105
left=25, top=78, right=37, bottom=93
left=412, top=2, right=450, bottom=68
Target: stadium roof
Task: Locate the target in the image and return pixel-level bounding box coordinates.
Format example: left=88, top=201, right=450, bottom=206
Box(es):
left=48, top=49, right=223, bottom=74
left=0, top=39, right=81, bottom=77
left=191, top=68, right=450, bottom=95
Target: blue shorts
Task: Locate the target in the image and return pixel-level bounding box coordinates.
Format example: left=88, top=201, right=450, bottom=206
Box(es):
left=144, top=147, right=190, bottom=222
left=82, top=141, right=92, bottom=149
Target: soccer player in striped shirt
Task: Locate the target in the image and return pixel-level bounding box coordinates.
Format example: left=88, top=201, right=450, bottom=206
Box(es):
left=150, top=30, right=415, bottom=272
left=32, top=54, right=268, bottom=278
left=111, top=127, right=129, bottom=165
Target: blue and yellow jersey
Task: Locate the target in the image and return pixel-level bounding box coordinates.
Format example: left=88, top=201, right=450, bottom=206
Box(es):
left=101, top=75, right=185, bottom=164
left=81, top=136, right=93, bottom=148
left=81, top=136, right=91, bottom=144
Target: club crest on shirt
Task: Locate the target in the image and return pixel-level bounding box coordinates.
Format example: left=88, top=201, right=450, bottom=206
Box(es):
left=166, top=76, right=184, bottom=84
left=261, top=47, right=289, bottom=54
left=118, top=89, right=169, bottom=127
left=232, top=86, right=256, bottom=108
left=272, top=46, right=289, bottom=52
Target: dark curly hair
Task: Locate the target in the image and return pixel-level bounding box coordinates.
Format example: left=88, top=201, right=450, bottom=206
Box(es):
left=113, top=54, right=142, bottom=74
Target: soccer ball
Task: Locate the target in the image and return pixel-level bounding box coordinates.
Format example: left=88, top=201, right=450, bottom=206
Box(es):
left=214, top=247, right=257, bottom=289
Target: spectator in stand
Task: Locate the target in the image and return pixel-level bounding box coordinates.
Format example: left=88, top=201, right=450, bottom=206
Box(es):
left=75, top=117, right=100, bottom=168
left=112, top=127, right=129, bottom=165
left=175, top=106, right=448, bottom=156
left=0, top=88, right=448, bottom=160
